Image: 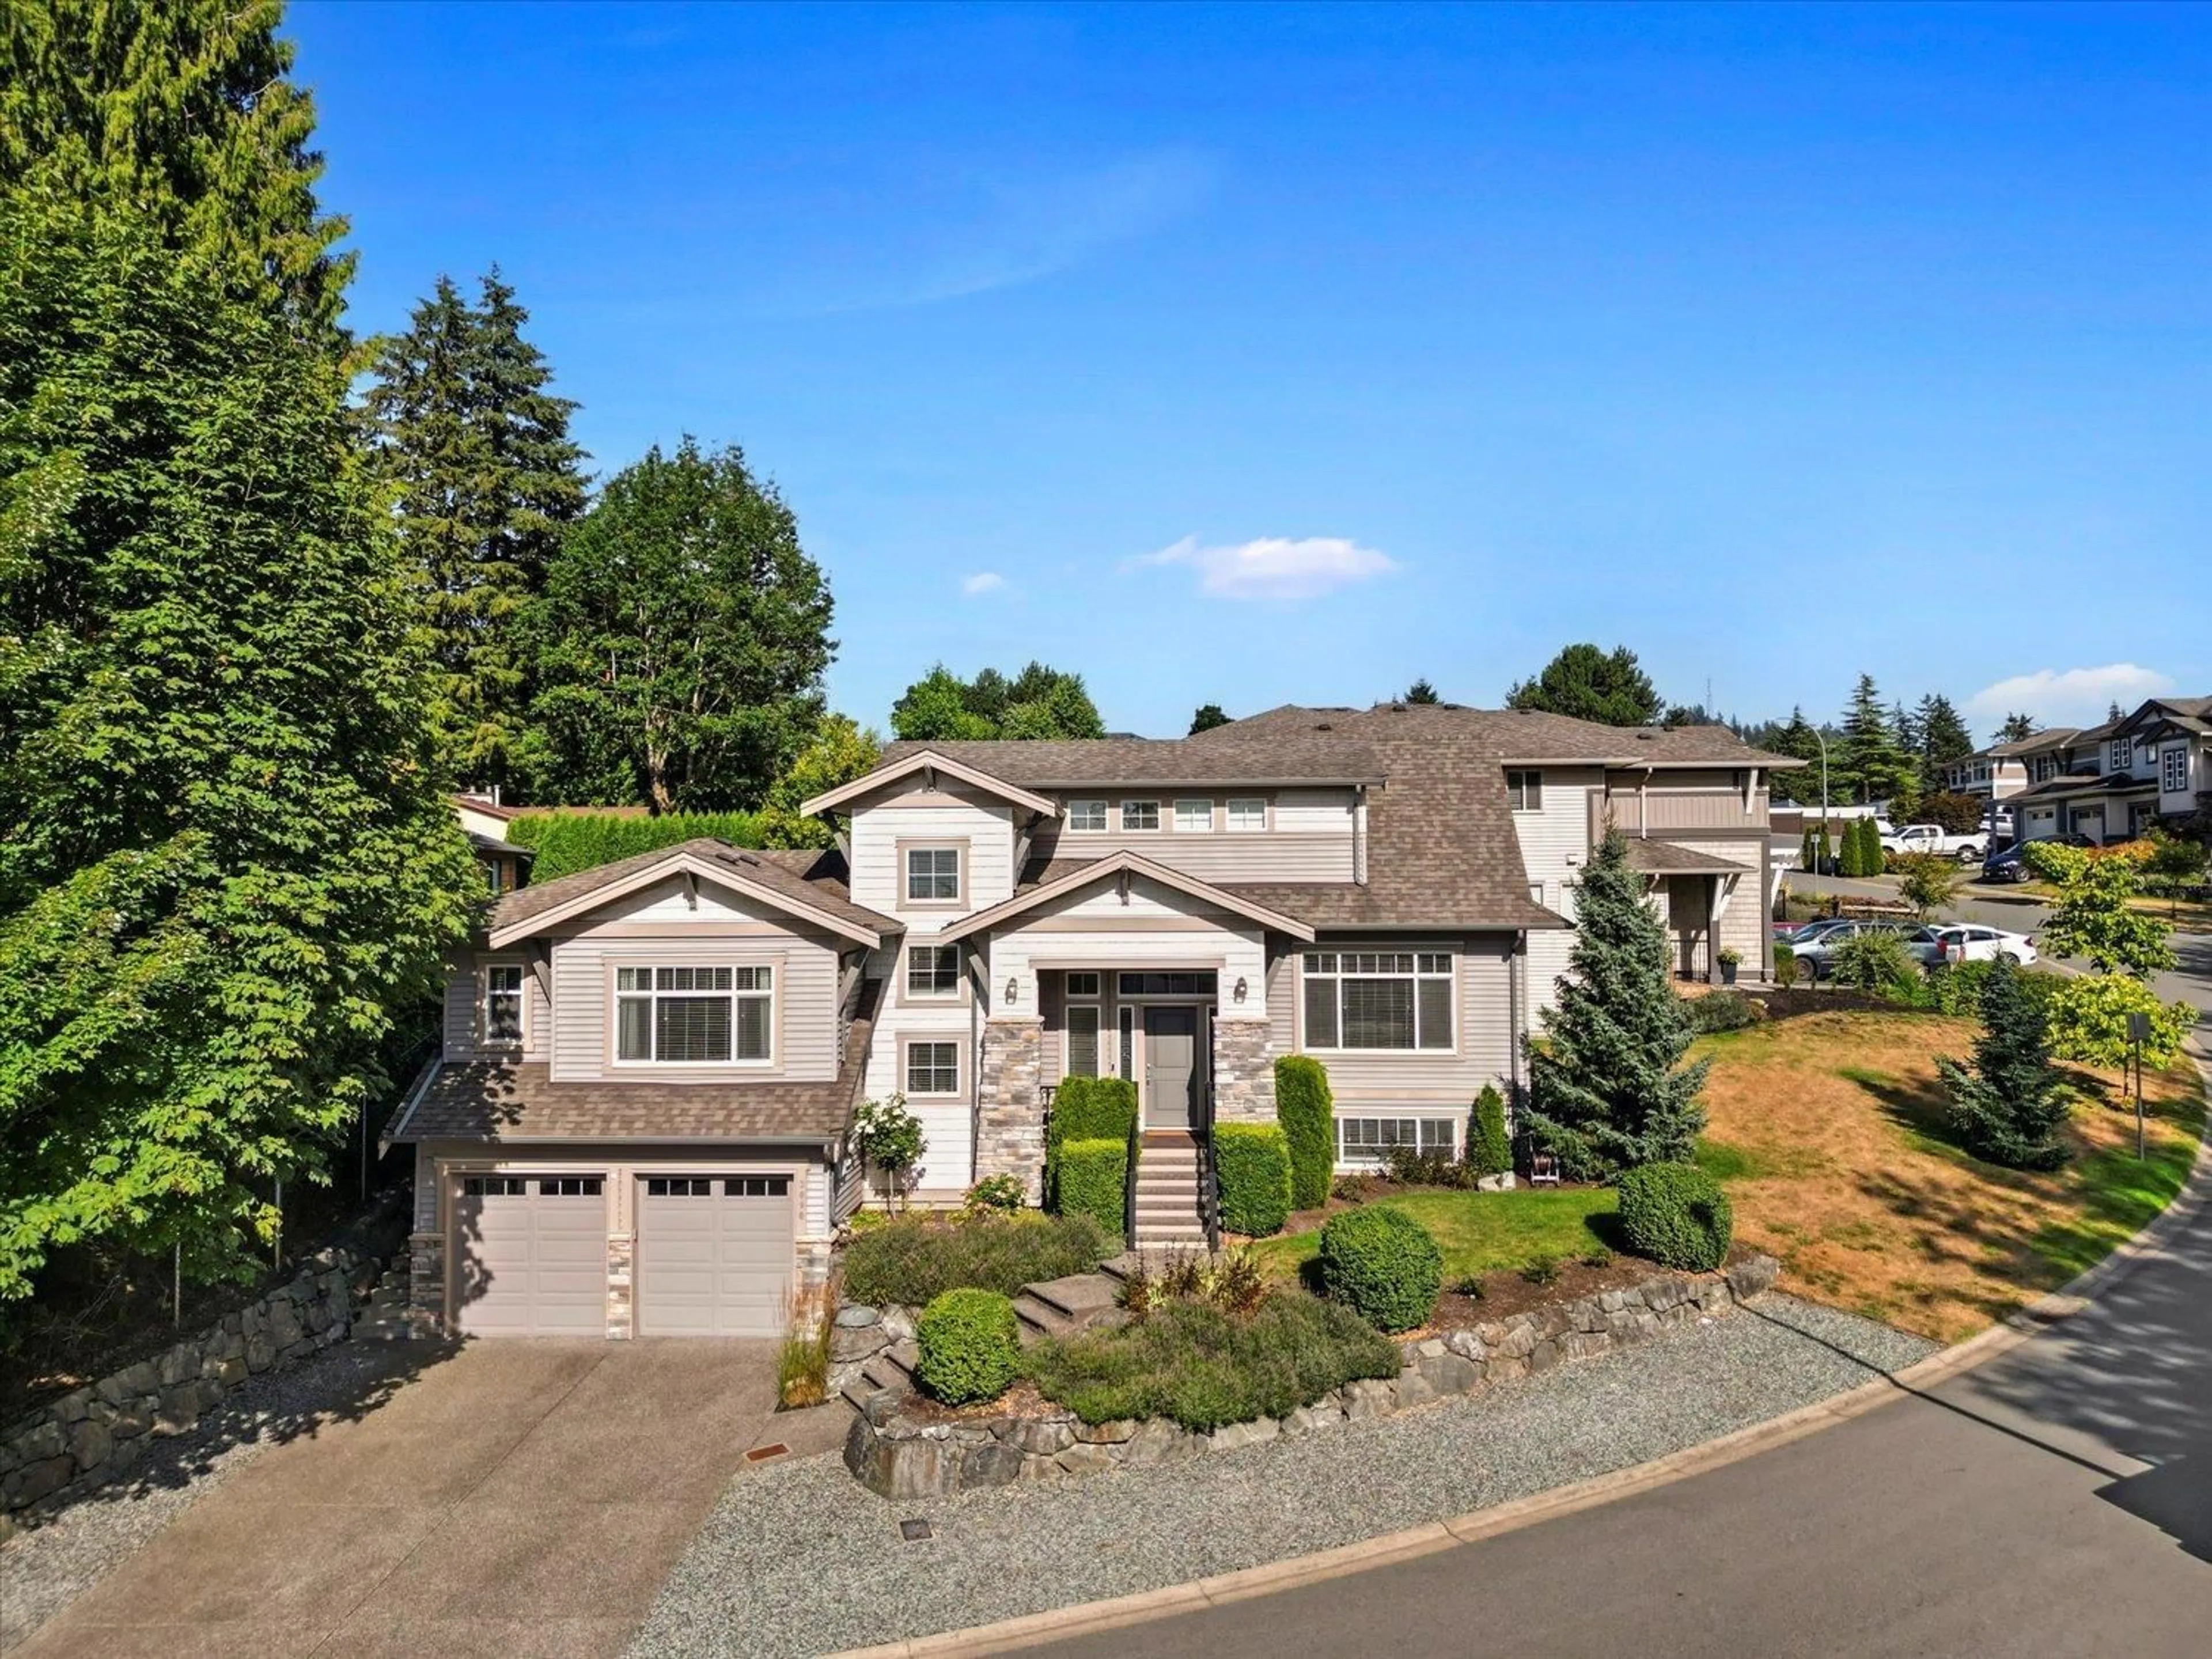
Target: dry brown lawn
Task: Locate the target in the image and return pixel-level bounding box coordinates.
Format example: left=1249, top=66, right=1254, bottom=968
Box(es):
left=1696, top=1010, right=2205, bottom=1344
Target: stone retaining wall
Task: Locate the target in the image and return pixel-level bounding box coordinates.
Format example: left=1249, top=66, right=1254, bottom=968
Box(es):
left=0, top=1243, right=381, bottom=1535
left=845, top=1255, right=1781, bottom=1499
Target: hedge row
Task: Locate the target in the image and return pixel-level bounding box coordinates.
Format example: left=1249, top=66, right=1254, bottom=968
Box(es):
left=1214, top=1123, right=1292, bottom=1237
left=503, top=810, right=766, bottom=881
left=1058, top=1139, right=1130, bottom=1241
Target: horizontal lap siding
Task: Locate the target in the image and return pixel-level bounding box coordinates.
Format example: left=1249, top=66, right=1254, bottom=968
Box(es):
left=443, top=948, right=550, bottom=1062
left=1662, top=838, right=1771, bottom=978
left=1266, top=934, right=1515, bottom=1105
left=1032, top=790, right=1356, bottom=884
left=550, top=929, right=840, bottom=1083
left=847, top=787, right=1019, bottom=916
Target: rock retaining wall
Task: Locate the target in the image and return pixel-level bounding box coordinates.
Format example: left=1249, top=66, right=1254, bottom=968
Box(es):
left=845, top=1255, right=1781, bottom=1499
left=0, top=1243, right=382, bottom=1537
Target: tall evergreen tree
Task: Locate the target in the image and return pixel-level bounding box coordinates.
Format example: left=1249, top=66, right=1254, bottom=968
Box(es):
left=1994, top=711, right=2038, bottom=744
left=365, top=269, right=587, bottom=791
left=1913, top=692, right=1975, bottom=789
left=1937, top=958, right=2069, bottom=1170
left=1402, top=677, right=1441, bottom=704
left=0, top=181, right=475, bottom=1300
left=524, top=439, right=835, bottom=812
left=1836, top=673, right=1915, bottom=803
left=1505, top=643, right=1662, bottom=726
left=1523, top=830, right=1710, bottom=1180
left=1, top=0, right=351, bottom=342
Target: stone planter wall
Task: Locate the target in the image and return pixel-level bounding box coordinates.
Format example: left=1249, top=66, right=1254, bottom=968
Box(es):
left=0, top=1242, right=384, bottom=1536
left=844, top=1255, right=1781, bottom=1499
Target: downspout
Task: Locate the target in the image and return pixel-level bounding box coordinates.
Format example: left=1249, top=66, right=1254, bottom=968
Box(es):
left=967, top=942, right=984, bottom=1188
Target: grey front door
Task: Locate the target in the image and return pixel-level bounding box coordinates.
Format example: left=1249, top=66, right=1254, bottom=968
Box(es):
left=1142, top=1007, right=1198, bottom=1129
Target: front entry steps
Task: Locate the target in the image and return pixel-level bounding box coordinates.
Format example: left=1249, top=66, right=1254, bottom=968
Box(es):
left=1012, top=1274, right=1124, bottom=1346
left=837, top=1338, right=919, bottom=1412
left=1131, top=1130, right=1208, bottom=1248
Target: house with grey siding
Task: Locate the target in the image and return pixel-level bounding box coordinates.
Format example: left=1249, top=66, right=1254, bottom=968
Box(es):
left=1998, top=697, right=2212, bottom=847
left=387, top=702, right=1797, bottom=1340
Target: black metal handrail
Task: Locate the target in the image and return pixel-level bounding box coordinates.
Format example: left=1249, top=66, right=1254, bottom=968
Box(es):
left=1199, top=1074, right=1221, bottom=1251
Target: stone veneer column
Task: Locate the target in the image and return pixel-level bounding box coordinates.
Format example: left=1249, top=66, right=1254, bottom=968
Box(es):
left=407, top=1232, right=445, bottom=1332
left=1211, top=1017, right=1278, bottom=1124
left=606, top=1232, right=635, bottom=1339
left=976, top=1017, right=1046, bottom=1203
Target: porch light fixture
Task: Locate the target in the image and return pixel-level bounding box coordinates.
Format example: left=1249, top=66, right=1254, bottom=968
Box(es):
left=1005, top=978, right=1019, bottom=1006
left=1233, top=976, right=1248, bottom=1003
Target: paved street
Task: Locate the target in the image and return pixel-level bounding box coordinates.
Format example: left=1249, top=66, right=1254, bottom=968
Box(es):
left=1045, top=1070, right=2212, bottom=1659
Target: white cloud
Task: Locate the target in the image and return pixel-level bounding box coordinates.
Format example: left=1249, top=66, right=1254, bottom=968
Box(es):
left=1128, top=535, right=1398, bottom=601
left=960, top=571, right=1007, bottom=597
left=1964, top=663, right=2175, bottom=729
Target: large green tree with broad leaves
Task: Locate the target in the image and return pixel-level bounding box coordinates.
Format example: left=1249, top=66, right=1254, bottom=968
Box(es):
left=523, top=438, right=835, bottom=813
left=365, top=270, right=588, bottom=793
left=1522, top=830, right=1710, bottom=1179
left=890, top=660, right=1106, bottom=742
left=1, top=0, right=351, bottom=344
left=0, top=181, right=476, bottom=1301
left=1505, top=643, right=1662, bottom=727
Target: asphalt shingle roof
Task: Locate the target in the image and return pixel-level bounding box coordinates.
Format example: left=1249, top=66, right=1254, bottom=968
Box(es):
left=878, top=734, right=1384, bottom=786
left=487, top=843, right=898, bottom=939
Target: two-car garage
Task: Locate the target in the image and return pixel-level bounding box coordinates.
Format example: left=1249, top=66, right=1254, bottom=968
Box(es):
left=450, top=1169, right=794, bottom=1339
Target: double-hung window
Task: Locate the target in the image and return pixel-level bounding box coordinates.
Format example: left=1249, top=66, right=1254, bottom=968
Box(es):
left=1226, top=798, right=1267, bottom=832
left=905, top=847, right=961, bottom=903
left=1066, top=800, right=1108, bottom=832
left=482, top=962, right=525, bottom=1047
left=1301, top=952, right=1453, bottom=1051
left=906, top=944, right=960, bottom=998
left=616, top=965, right=772, bottom=1063
left=1173, top=799, right=1214, bottom=832
left=1505, top=770, right=1543, bottom=811
left=906, top=1040, right=959, bottom=1096
left=2164, top=746, right=2190, bottom=794
left=2111, top=739, right=2133, bottom=773
left=1121, top=800, right=1161, bottom=831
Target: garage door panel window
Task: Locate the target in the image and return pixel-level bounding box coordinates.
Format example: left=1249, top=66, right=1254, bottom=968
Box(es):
left=1301, top=952, right=1454, bottom=1050
left=616, top=965, right=772, bottom=1064
left=462, top=1175, right=529, bottom=1197
left=728, top=1176, right=789, bottom=1197
left=537, top=1177, right=601, bottom=1197
left=647, top=1177, right=715, bottom=1198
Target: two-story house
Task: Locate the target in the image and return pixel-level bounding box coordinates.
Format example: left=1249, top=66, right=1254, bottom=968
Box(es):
left=2005, top=698, right=2211, bottom=846
left=388, top=702, right=1796, bottom=1340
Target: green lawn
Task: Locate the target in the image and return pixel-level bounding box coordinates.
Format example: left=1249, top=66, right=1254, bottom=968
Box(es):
left=1252, top=1187, right=1619, bottom=1284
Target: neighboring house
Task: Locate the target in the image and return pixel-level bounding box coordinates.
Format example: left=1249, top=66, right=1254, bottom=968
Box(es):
left=2001, top=699, right=2211, bottom=846
left=389, top=703, right=1797, bottom=1340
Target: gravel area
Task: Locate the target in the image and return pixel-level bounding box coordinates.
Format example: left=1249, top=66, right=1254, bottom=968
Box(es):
left=0, top=1340, right=423, bottom=1652
left=629, top=1294, right=1936, bottom=1658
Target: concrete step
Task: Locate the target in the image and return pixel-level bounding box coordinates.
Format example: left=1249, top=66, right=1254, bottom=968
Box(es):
left=1013, top=1296, right=1077, bottom=1344
left=1023, top=1273, right=1123, bottom=1322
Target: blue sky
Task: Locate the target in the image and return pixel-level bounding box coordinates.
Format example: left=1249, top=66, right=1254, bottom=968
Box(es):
left=292, top=1, right=2210, bottom=740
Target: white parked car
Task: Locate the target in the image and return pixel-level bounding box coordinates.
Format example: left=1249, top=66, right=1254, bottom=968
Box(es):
left=1881, top=823, right=1987, bottom=863
left=1929, top=924, right=2037, bottom=967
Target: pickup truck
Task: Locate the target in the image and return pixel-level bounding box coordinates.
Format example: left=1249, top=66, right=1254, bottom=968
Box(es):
left=1879, top=823, right=1987, bottom=863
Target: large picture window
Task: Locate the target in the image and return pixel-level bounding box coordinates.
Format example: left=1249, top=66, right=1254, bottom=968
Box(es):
left=1301, top=952, right=1453, bottom=1051
left=616, top=965, right=772, bottom=1063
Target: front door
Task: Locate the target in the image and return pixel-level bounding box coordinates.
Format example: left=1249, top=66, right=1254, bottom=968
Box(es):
left=1142, top=1006, right=1198, bottom=1129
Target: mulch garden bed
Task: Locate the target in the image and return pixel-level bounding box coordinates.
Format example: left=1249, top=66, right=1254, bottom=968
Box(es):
left=1423, top=1239, right=1764, bottom=1328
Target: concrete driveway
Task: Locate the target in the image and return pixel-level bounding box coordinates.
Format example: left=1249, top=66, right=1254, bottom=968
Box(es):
left=16, top=1339, right=785, bottom=1658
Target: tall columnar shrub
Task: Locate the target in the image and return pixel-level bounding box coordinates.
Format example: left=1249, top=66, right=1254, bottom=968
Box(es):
left=1319, top=1207, right=1443, bottom=1332
left=1469, top=1085, right=1512, bottom=1179
left=502, top=810, right=766, bottom=879
left=1937, top=957, right=2070, bottom=1171
left=1213, top=1123, right=1293, bottom=1237
left=1274, top=1055, right=1336, bottom=1209
left=1056, top=1140, right=1131, bottom=1241
left=1045, top=1075, right=1138, bottom=1207
left=1524, top=830, right=1711, bottom=1179
left=1798, top=825, right=1817, bottom=872
left=1816, top=823, right=1835, bottom=873
left=1616, top=1164, right=1734, bottom=1271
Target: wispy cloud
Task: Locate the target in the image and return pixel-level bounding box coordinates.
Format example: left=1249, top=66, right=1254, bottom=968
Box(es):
left=1127, top=535, right=1398, bottom=601
left=802, top=150, right=1216, bottom=313
left=961, top=571, right=1007, bottom=597
left=1964, top=663, right=2174, bottom=729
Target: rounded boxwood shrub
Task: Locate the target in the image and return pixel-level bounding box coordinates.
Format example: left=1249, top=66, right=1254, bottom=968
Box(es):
left=1616, top=1162, right=1733, bottom=1272
left=1213, top=1123, right=1293, bottom=1237
left=1319, top=1206, right=1442, bottom=1332
left=915, top=1288, right=1022, bottom=1405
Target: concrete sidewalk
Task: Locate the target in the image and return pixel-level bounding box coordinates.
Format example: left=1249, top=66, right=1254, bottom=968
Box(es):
left=9, top=1339, right=793, bottom=1659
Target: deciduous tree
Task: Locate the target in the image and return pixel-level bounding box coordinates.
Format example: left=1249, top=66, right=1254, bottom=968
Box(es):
left=757, top=714, right=882, bottom=849
left=890, top=661, right=1105, bottom=742
left=1188, top=702, right=1230, bottom=734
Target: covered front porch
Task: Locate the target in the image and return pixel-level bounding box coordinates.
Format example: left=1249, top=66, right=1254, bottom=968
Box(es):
left=1623, top=839, right=1748, bottom=983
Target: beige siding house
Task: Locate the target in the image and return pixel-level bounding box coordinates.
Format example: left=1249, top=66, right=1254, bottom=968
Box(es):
left=388, top=703, right=1798, bottom=1339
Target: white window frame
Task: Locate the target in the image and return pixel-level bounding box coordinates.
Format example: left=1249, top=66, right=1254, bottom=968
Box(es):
left=1173, top=798, right=1214, bottom=833
left=1065, top=971, right=1102, bottom=999
left=2164, top=745, right=2189, bottom=794
left=904, top=943, right=961, bottom=999
left=613, top=964, right=774, bottom=1067
left=1066, top=799, right=1108, bottom=832
left=2110, top=738, right=2133, bottom=772
left=1336, top=1115, right=1460, bottom=1165
left=1506, top=770, right=1543, bottom=811
left=1300, top=951, right=1456, bottom=1053
left=1064, top=1004, right=1102, bottom=1079
left=1120, top=799, right=1161, bottom=832
left=904, top=844, right=963, bottom=905
left=1226, top=797, right=1268, bottom=833
left=904, top=1039, right=961, bottom=1097
left=480, top=960, right=527, bottom=1048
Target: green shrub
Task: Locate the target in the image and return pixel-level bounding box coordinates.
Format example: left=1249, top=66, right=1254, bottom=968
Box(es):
left=842, top=1212, right=1110, bottom=1306
left=503, top=809, right=765, bottom=880
left=915, top=1289, right=1022, bottom=1406
left=1616, top=1162, right=1733, bottom=1272
left=1469, top=1085, right=1512, bottom=1179
left=1027, top=1290, right=1399, bottom=1431
left=963, top=1175, right=1026, bottom=1216
left=1056, top=1139, right=1129, bottom=1241
left=2045, top=972, right=2195, bottom=1069
left=1213, top=1123, right=1293, bottom=1236
left=1382, top=1146, right=1472, bottom=1188
left=1830, top=929, right=1918, bottom=993
left=1685, top=990, right=1766, bottom=1033
left=1772, top=942, right=1799, bottom=990
left=1319, top=1206, right=1443, bottom=1332
left=1046, top=1075, right=1138, bottom=1206
left=1274, top=1055, right=1335, bottom=1209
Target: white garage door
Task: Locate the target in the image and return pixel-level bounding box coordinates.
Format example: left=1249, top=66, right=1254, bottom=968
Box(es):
left=452, top=1175, right=607, bottom=1337
left=636, top=1176, right=793, bottom=1337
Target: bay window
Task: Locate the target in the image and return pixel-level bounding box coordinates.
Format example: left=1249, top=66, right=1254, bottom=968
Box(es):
left=1302, top=952, right=1453, bottom=1051
left=615, top=965, right=772, bottom=1063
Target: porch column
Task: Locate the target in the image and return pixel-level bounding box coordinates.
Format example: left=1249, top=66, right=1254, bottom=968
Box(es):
left=1212, top=1017, right=1277, bottom=1124
left=976, top=1016, right=1046, bottom=1203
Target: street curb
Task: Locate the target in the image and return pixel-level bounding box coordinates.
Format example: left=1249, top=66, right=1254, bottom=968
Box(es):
left=831, top=1047, right=2212, bottom=1659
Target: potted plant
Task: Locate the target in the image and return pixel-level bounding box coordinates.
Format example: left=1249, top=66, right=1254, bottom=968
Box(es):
left=1716, top=946, right=1743, bottom=987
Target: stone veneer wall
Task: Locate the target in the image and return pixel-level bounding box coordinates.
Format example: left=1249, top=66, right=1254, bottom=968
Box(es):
left=976, top=1017, right=1044, bottom=1203
left=607, top=1233, right=635, bottom=1339
left=1211, top=1017, right=1277, bottom=1123
left=0, top=1245, right=381, bottom=1534
left=408, top=1231, right=445, bottom=1325
left=845, top=1256, right=1781, bottom=1499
